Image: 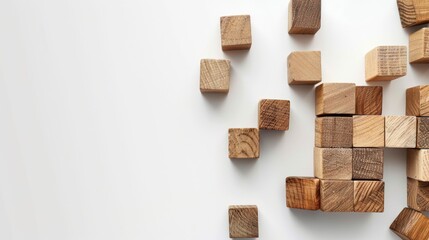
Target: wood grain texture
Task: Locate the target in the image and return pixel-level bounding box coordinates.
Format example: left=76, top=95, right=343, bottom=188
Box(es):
left=365, top=46, right=407, bottom=81
left=408, top=178, right=429, bottom=212
left=397, top=0, right=429, bottom=28
left=286, top=177, right=320, bottom=210
left=199, top=59, right=230, bottom=93
left=320, top=180, right=354, bottom=212
left=352, top=148, right=384, bottom=180
left=417, top=117, right=429, bottom=148
left=315, top=83, right=356, bottom=116
left=406, top=85, right=429, bottom=116
left=258, top=99, right=290, bottom=131
left=220, top=15, right=252, bottom=51
left=410, top=28, right=429, bottom=63
left=288, top=0, right=321, bottom=34
left=407, top=149, right=429, bottom=182
left=287, top=51, right=321, bottom=85
left=354, top=181, right=384, bottom=212
left=228, top=128, right=259, bottom=159
left=390, top=208, right=429, bottom=240
left=315, top=117, right=353, bottom=148
left=228, top=205, right=258, bottom=238
left=314, top=147, right=352, bottom=180
left=355, top=86, right=383, bottom=115
left=385, top=116, right=416, bottom=148
left=352, top=116, right=385, bottom=147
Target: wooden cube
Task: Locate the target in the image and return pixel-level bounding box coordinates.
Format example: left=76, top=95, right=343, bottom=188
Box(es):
left=315, top=83, right=356, bottom=116
left=228, top=205, right=258, bottom=238
left=365, top=46, right=407, bottom=81
left=287, top=51, right=322, bottom=85
left=352, top=148, right=384, bottom=180
left=220, top=15, right=252, bottom=51
left=397, top=0, right=429, bottom=28
left=354, top=181, right=384, bottom=212
left=320, top=180, right=354, bottom=212
left=288, top=0, right=321, bottom=34
left=228, top=128, right=259, bottom=159
left=410, top=28, right=429, bottom=63
left=286, top=177, right=320, bottom=210
left=258, top=99, right=290, bottom=131
left=355, top=86, right=383, bottom=115
left=406, top=85, right=429, bottom=116
left=417, top=117, right=429, bottom=148
left=408, top=178, right=429, bottom=212
left=385, top=116, right=416, bottom=148
left=390, top=208, right=429, bottom=240
left=314, top=147, right=352, bottom=180
left=407, top=149, right=429, bottom=181
left=353, top=116, right=385, bottom=147
left=315, top=117, right=353, bottom=148
left=200, top=59, right=231, bottom=93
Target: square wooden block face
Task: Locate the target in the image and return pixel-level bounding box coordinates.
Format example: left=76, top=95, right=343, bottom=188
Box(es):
left=315, top=83, right=356, bottom=116
left=397, top=0, right=429, bottom=27
left=353, top=116, right=385, bottom=147
left=385, top=116, right=416, bottom=148
left=406, top=85, right=429, bottom=116
left=417, top=117, right=429, bottom=148
left=228, top=205, right=258, bottom=238
left=408, top=178, right=429, bottom=212
left=200, top=59, right=231, bottom=93
left=410, top=28, right=429, bottom=63
left=315, top=117, right=353, bottom=148
left=407, top=149, right=429, bottom=181
left=314, top=147, right=352, bottom=180
left=288, top=0, right=321, bottom=34
left=320, top=180, right=354, bottom=212
left=258, top=99, right=290, bottom=130
left=220, top=15, right=252, bottom=51
left=390, top=208, right=429, bottom=240
left=228, top=128, right=259, bottom=159
left=287, top=51, right=321, bottom=85
left=354, top=181, right=384, bottom=212
left=365, top=46, right=407, bottom=81
left=286, top=177, right=320, bottom=210
left=355, top=86, right=383, bottom=115
left=352, top=148, right=384, bottom=180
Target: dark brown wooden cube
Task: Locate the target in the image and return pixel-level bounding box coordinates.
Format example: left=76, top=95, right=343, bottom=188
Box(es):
left=354, top=181, right=384, bottom=212
left=352, top=148, right=384, bottom=180
left=228, top=205, right=258, bottom=238
left=408, top=178, right=429, bottom=212
left=286, top=177, right=320, bottom=210
left=315, top=117, right=353, bottom=148
left=258, top=99, right=290, bottom=131
left=355, top=86, right=383, bottom=115
left=320, top=180, right=354, bottom=212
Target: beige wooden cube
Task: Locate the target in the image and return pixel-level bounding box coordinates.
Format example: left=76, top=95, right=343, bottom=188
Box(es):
left=200, top=59, right=230, bottom=93
left=315, top=83, right=356, bottom=116
left=353, top=116, right=385, bottom=147
left=385, top=116, right=416, bottom=148
left=409, top=28, right=429, bottom=63
left=220, top=15, right=252, bottom=51
left=365, top=46, right=407, bottom=81
left=287, top=51, right=321, bottom=85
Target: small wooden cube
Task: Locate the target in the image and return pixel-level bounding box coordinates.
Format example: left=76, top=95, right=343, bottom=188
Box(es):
left=286, top=177, right=320, bottom=210
left=288, top=0, right=321, bottom=34
left=365, top=46, right=407, bottom=81
left=258, top=99, right=290, bottom=131
left=228, top=205, right=258, bottom=238
left=320, top=180, right=354, bottom=212
left=287, top=51, right=322, bottom=85
left=354, top=181, right=384, bottom=212
left=314, top=147, right=352, bottom=180
left=315, top=83, right=356, bottom=116
left=408, top=178, right=429, bottom=212
left=352, top=148, right=384, bottom=180
left=406, top=85, right=429, bottom=116
left=410, top=28, right=429, bottom=63
left=385, top=116, right=416, bottom=148
left=417, top=117, right=429, bottom=148
left=355, top=86, right=383, bottom=115
left=390, top=208, right=429, bottom=240
left=397, top=0, right=429, bottom=28
left=407, top=149, right=429, bottom=181
left=200, top=59, right=231, bottom=93
left=315, top=117, right=353, bottom=148
left=220, top=15, right=252, bottom=51
left=353, top=116, right=385, bottom=147
left=228, top=128, right=259, bottom=159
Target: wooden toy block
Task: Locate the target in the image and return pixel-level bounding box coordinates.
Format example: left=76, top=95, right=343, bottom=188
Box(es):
left=352, top=116, right=385, bottom=148
left=352, top=148, right=384, bottom=180
left=314, top=147, right=352, bottom=180
left=354, top=181, right=384, bottom=212
left=315, top=117, right=353, bottom=148
left=286, top=177, right=320, bottom=210
left=228, top=128, right=260, bottom=159
left=408, top=178, right=429, bottom=212
left=406, top=85, right=429, bottom=116
left=365, top=46, right=407, bottom=81
left=200, top=59, right=231, bottom=93
left=315, top=83, right=356, bottom=116
left=390, top=208, right=429, bottom=240
left=320, top=180, right=354, bottom=212
left=228, top=205, right=258, bottom=238
left=355, top=86, right=383, bottom=115
left=385, top=116, right=416, bottom=148
left=397, top=0, right=429, bottom=28
left=220, top=15, right=252, bottom=51
left=287, top=51, right=322, bottom=85
left=410, top=28, right=429, bottom=63
left=407, top=149, right=429, bottom=182
left=288, top=0, right=321, bottom=34
left=417, top=117, right=429, bottom=148
left=258, top=99, right=290, bottom=131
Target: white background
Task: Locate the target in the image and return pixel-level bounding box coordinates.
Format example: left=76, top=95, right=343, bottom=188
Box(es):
left=0, top=0, right=428, bottom=239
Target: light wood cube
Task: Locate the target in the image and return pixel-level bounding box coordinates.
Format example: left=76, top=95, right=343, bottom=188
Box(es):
left=258, top=99, right=290, bottom=131
left=407, top=149, right=429, bottom=181
left=410, top=28, right=429, bottom=63
left=352, top=148, right=384, bottom=180
left=390, top=208, right=429, bottom=240
left=354, top=181, right=384, bottom=212
left=287, top=51, right=322, bottom=85
left=365, top=46, right=407, bottom=81
left=286, top=177, right=320, bottom=210
left=228, top=205, right=258, bottom=238
left=228, top=128, right=259, bottom=159
left=315, top=117, right=353, bottom=148
left=353, top=116, right=385, bottom=148
left=315, top=83, right=356, bottom=116
left=406, top=85, right=429, bottom=116
left=397, top=0, right=429, bottom=28
left=314, top=147, right=352, bottom=180
left=385, top=116, right=416, bottom=148
left=200, top=59, right=230, bottom=93
left=417, top=117, right=429, bottom=148
left=408, top=178, right=429, bottom=212
left=288, top=0, right=321, bottom=34
left=220, top=15, right=252, bottom=51
left=355, top=86, right=383, bottom=115
left=320, top=180, right=354, bottom=212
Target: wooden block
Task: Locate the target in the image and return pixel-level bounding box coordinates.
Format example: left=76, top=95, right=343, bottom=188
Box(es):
left=315, top=117, right=353, bottom=148
left=355, top=86, right=383, bottom=115
left=286, top=177, right=320, bottom=210
left=408, top=178, right=429, bottom=212
left=353, top=116, right=385, bottom=148
left=288, top=0, right=321, bottom=34
left=314, top=147, right=352, bottom=180
left=410, top=28, right=429, bottom=63
left=390, top=208, right=429, bottom=240
left=320, top=180, right=354, bottom=212
left=385, top=116, right=416, bottom=148
left=228, top=128, right=259, bottom=159
left=200, top=59, right=231, bottom=93
left=407, top=149, right=429, bottom=182
left=417, top=117, right=429, bottom=148
left=258, top=99, right=290, bottom=131
left=406, top=85, right=429, bottom=116
left=220, top=15, right=252, bottom=51
left=397, top=0, right=429, bottom=28
left=228, top=205, right=258, bottom=238
left=287, top=51, right=322, bottom=85
left=354, top=181, right=384, bottom=212
left=352, top=148, right=384, bottom=180
left=315, top=83, right=356, bottom=116
left=365, top=46, right=407, bottom=81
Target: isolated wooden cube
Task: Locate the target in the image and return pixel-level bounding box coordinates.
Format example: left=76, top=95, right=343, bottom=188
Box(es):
left=286, top=177, right=320, bottom=210
left=365, top=46, right=407, bottom=81
left=352, top=148, right=384, bottom=180
left=287, top=51, right=321, bottom=85
left=258, top=99, right=290, bottom=131
left=385, top=116, right=416, bottom=148
left=390, top=208, right=429, bottom=240
left=354, top=181, right=384, bottom=212
left=406, top=85, right=429, bottom=116
left=315, top=83, right=356, bottom=116
left=397, top=0, right=429, bottom=28
left=200, top=59, right=231, bottom=93
left=410, top=28, right=429, bottom=63
left=353, top=116, right=385, bottom=148
left=417, top=117, right=429, bottom=148
left=407, top=149, right=429, bottom=181
left=315, top=117, right=353, bottom=148
left=355, top=86, right=383, bottom=115
left=228, top=205, right=258, bottom=238
left=314, top=147, right=352, bottom=180
left=288, top=0, right=321, bottom=34
left=228, top=128, right=259, bottom=159
left=408, top=178, right=429, bottom=212
left=320, top=180, right=354, bottom=212
left=220, top=15, right=252, bottom=51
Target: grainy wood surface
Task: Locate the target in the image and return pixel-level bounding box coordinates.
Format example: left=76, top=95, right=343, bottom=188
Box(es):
left=365, top=46, right=407, bottom=81
left=287, top=51, right=321, bottom=85
left=354, top=181, right=384, bottom=212
left=220, top=15, right=252, bottom=51
left=228, top=205, right=258, bottom=238
left=288, top=0, right=321, bottom=34
left=258, top=99, right=290, bottom=130
left=315, top=117, right=353, bottom=148
left=397, top=0, right=429, bottom=28
left=407, top=149, right=429, bottom=181
left=353, top=116, right=385, bottom=147
left=320, top=180, right=354, bottom=212
left=410, top=28, right=429, bottom=63
left=417, top=117, right=429, bottom=148
left=355, top=86, right=383, bottom=115
left=199, top=59, right=230, bottom=93
left=406, top=85, right=429, bottom=116
left=286, top=177, right=320, bottom=210
left=315, top=83, right=356, bottom=116
left=314, top=147, right=352, bottom=180
left=385, top=116, right=416, bottom=148
left=228, top=128, right=259, bottom=159
left=408, top=178, right=429, bottom=212
left=390, top=207, right=429, bottom=240
left=352, top=148, right=384, bottom=180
